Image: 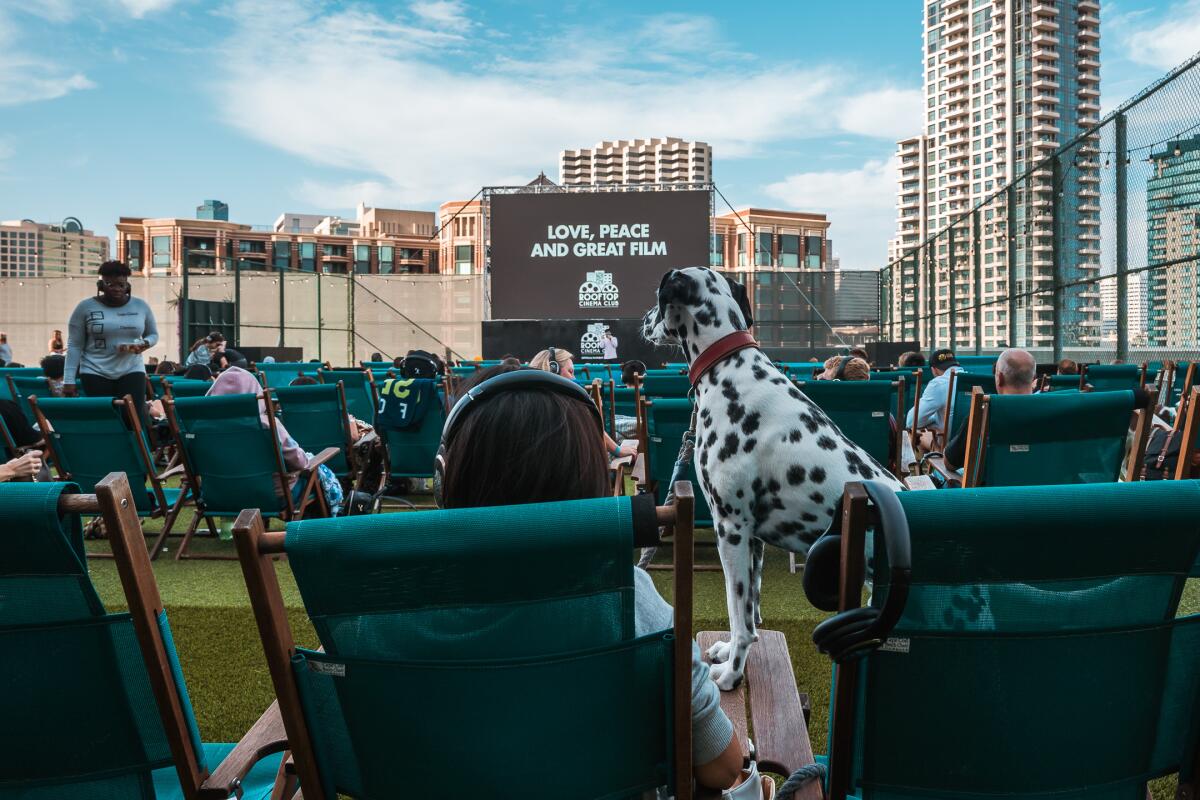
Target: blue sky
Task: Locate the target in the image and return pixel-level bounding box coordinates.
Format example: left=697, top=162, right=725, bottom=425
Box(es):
left=0, top=0, right=1197, bottom=270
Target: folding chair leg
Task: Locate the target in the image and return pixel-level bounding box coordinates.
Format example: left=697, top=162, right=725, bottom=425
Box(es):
left=789, top=551, right=798, bottom=574
left=173, top=509, right=203, bottom=561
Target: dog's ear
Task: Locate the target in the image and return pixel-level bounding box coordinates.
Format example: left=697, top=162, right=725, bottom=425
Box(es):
left=657, top=269, right=683, bottom=317
left=723, top=273, right=754, bottom=329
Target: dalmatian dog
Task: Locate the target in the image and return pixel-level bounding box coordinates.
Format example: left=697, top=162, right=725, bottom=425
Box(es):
left=643, top=267, right=904, bottom=691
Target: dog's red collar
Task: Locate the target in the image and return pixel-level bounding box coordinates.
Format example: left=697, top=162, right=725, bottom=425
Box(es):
left=689, top=331, right=759, bottom=388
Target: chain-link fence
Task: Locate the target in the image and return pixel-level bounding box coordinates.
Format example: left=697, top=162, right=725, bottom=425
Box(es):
left=882, top=49, right=1200, bottom=365
left=0, top=269, right=485, bottom=368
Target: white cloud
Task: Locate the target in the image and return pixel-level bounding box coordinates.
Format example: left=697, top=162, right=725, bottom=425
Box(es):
left=763, top=157, right=898, bottom=269
left=836, top=88, right=924, bottom=141
left=0, top=13, right=94, bottom=106
left=1114, top=0, right=1200, bottom=71
left=636, top=13, right=722, bottom=54
left=410, top=0, right=470, bottom=32
left=215, top=2, right=916, bottom=212
left=117, top=0, right=179, bottom=18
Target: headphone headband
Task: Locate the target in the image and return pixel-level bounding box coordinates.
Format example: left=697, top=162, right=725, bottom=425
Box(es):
left=442, top=368, right=602, bottom=448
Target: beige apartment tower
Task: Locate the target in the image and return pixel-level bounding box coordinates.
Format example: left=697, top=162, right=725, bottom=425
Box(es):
left=0, top=218, right=109, bottom=277
left=560, top=138, right=711, bottom=186
left=889, top=0, right=1101, bottom=350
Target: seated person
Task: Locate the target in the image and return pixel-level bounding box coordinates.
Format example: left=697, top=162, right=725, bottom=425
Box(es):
left=897, top=350, right=925, bottom=367
left=154, top=360, right=177, bottom=376
left=439, top=368, right=762, bottom=796
left=1, top=398, right=41, bottom=448
left=1057, top=358, right=1079, bottom=376
left=943, top=348, right=1036, bottom=471
left=182, top=363, right=213, bottom=381
left=531, top=348, right=635, bottom=459
left=39, top=354, right=66, bottom=396
left=621, top=359, right=647, bottom=388
left=289, top=375, right=319, bottom=386
left=817, top=355, right=870, bottom=381
left=907, top=348, right=961, bottom=440
left=848, top=346, right=871, bottom=366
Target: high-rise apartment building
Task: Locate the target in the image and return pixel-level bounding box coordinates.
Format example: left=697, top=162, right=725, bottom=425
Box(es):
left=1146, top=135, right=1200, bottom=347
left=560, top=137, right=711, bottom=186
left=0, top=218, right=109, bottom=277
left=889, top=0, right=1101, bottom=349
left=196, top=199, right=229, bottom=221
left=1100, top=270, right=1145, bottom=345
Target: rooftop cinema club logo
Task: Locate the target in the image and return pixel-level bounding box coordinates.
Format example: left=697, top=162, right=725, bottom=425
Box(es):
left=580, top=323, right=608, bottom=359
left=579, top=270, right=620, bottom=309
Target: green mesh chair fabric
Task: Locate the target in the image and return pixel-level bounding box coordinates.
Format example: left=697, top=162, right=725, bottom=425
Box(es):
left=164, top=379, right=213, bottom=398
left=945, top=373, right=996, bottom=441
left=613, top=386, right=638, bottom=422
left=36, top=397, right=164, bottom=515
left=257, top=362, right=321, bottom=389
left=283, top=497, right=673, bottom=799
left=1043, top=374, right=1084, bottom=391
left=641, top=372, right=691, bottom=398
left=0, top=367, right=44, bottom=377
left=0, top=481, right=100, bottom=625
left=377, top=389, right=445, bottom=480
left=149, top=374, right=169, bottom=399
left=450, top=365, right=478, bottom=378
left=1085, top=364, right=1143, bottom=392
left=171, top=394, right=290, bottom=517
left=955, top=355, right=998, bottom=372
left=319, top=369, right=376, bottom=423
left=8, top=376, right=54, bottom=424
left=973, top=390, right=1135, bottom=486
left=359, top=361, right=393, bottom=370
left=646, top=398, right=713, bottom=526
left=272, top=384, right=353, bottom=477
left=796, top=381, right=893, bottom=468
left=843, top=481, right=1200, bottom=800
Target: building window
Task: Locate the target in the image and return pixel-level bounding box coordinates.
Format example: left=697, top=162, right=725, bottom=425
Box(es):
left=805, top=235, right=823, bottom=269
left=779, top=234, right=800, bottom=268
left=354, top=244, right=370, bottom=274
left=737, top=233, right=748, bottom=267
left=238, top=240, right=266, bottom=254
left=300, top=242, right=315, bottom=272
left=127, top=240, right=143, bottom=270
left=379, top=245, right=394, bottom=274
left=455, top=244, right=474, bottom=275
left=273, top=241, right=290, bottom=270
left=755, top=232, right=773, bottom=267
left=152, top=235, right=170, bottom=268
left=710, top=233, right=724, bottom=267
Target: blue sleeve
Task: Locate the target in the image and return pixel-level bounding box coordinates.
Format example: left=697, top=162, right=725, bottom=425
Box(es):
left=141, top=301, right=159, bottom=348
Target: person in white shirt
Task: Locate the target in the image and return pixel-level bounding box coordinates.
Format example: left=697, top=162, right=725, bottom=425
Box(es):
left=600, top=328, right=619, bottom=362
left=906, top=348, right=962, bottom=432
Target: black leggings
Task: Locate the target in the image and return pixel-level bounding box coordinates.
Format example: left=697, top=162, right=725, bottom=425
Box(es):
left=79, top=372, right=150, bottom=432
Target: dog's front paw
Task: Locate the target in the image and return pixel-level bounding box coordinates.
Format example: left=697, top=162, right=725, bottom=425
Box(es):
left=706, top=640, right=733, bottom=664
left=710, top=660, right=744, bottom=692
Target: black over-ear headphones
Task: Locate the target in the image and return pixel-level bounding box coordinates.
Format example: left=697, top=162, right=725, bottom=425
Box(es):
left=433, top=369, right=603, bottom=507
left=834, top=356, right=851, bottom=380
left=546, top=347, right=561, bottom=375
left=803, top=481, right=912, bottom=663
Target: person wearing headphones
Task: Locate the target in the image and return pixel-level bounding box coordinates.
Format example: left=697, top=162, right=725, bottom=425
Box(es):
left=62, top=260, right=158, bottom=411
left=530, top=347, right=635, bottom=459
left=437, top=365, right=764, bottom=797
left=817, top=355, right=870, bottom=381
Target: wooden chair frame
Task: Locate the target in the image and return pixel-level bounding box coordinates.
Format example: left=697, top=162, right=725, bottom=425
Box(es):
left=31, top=394, right=189, bottom=560
left=1171, top=388, right=1200, bottom=480
left=1174, top=364, right=1198, bottom=432
left=163, top=390, right=337, bottom=560
left=907, top=368, right=925, bottom=455
left=234, top=484, right=697, bottom=800
left=60, top=473, right=292, bottom=799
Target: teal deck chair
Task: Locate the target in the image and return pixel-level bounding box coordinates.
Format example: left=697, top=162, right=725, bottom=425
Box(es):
left=0, top=474, right=284, bottom=799
left=955, top=354, right=998, bottom=372
left=640, top=372, right=691, bottom=398
left=0, top=366, right=43, bottom=402
left=318, top=367, right=378, bottom=423
left=1085, top=363, right=1145, bottom=392
left=610, top=383, right=641, bottom=438
left=1041, top=373, right=1085, bottom=391
left=233, top=489, right=698, bottom=800
left=374, top=377, right=446, bottom=499
left=645, top=398, right=713, bottom=527
left=256, top=361, right=320, bottom=389
left=272, top=383, right=356, bottom=482
left=942, top=370, right=996, bottom=445
left=359, top=360, right=393, bottom=370
left=957, top=389, right=1150, bottom=487
left=32, top=395, right=190, bottom=559
left=796, top=380, right=902, bottom=473
left=819, top=479, right=1200, bottom=800
left=163, top=378, right=212, bottom=399
left=148, top=373, right=170, bottom=399
left=6, top=374, right=56, bottom=424
left=165, top=393, right=337, bottom=559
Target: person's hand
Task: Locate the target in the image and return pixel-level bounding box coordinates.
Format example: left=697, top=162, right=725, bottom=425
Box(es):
left=618, top=442, right=637, bottom=458
left=62, top=384, right=78, bottom=397
left=2, top=450, right=43, bottom=482
left=917, top=430, right=936, bottom=452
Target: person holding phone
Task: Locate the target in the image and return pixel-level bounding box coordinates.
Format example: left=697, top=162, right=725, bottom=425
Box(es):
left=63, top=260, right=158, bottom=416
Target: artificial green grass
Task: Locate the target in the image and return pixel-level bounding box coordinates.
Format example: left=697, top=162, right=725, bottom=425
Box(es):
left=86, top=518, right=1199, bottom=798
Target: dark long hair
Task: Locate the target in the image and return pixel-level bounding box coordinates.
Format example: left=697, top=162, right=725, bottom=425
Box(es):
left=441, top=366, right=609, bottom=509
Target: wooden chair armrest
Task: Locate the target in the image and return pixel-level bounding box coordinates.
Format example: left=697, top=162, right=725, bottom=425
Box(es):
left=698, top=630, right=821, bottom=800
left=302, top=446, right=341, bottom=472
left=903, top=474, right=937, bottom=491
left=923, top=455, right=957, bottom=482
left=196, top=700, right=289, bottom=799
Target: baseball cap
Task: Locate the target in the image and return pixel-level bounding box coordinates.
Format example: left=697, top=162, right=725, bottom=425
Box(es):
left=932, top=348, right=959, bottom=368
